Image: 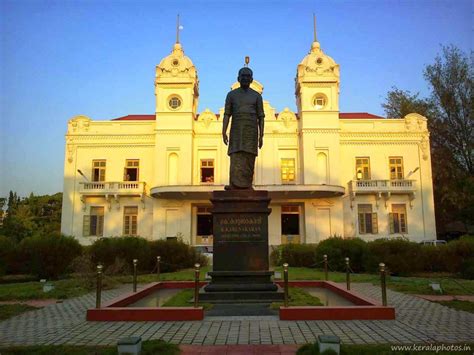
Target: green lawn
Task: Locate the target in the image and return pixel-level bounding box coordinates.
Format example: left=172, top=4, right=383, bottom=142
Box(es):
left=273, top=266, right=474, bottom=295
left=161, top=289, right=213, bottom=310
left=0, top=339, right=179, bottom=355
left=0, top=266, right=471, bottom=304
left=297, top=343, right=474, bottom=355
left=435, top=300, right=474, bottom=314
left=271, top=287, right=323, bottom=309
left=0, top=304, right=38, bottom=320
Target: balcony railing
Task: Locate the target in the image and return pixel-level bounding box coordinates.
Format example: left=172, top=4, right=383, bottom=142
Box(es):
left=348, top=179, right=416, bottom=208
left=348, top=179, right=416, bottom=194
left=79, top=181, right=146, bottom=196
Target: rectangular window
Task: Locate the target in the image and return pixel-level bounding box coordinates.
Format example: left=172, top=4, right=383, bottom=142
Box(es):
left=196, top=207, right=213, bottom=245
left=124, top=159, right=139, bottom=181
left=92, top=160, right=106, bottom=182
left=358, top=204, right=378, bottom=234
left=355, top=157, right=371, bottom=180
left=390, top=204, right=407, bottom=234
left=123, top=206, right=138, bottom=236
left=200, top=159, right=214, bottom=183
left=83, top=206, right=104, bottom=237
left=281, top=158, right=295, bottom=183
left=389, top=157, right=404, bottom=180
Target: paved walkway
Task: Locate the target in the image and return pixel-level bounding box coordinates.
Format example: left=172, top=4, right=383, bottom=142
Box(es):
left=0, top=283, right=473, bottom=348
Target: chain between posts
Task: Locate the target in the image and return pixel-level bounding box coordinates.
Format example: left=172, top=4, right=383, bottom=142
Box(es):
left=133, top=259, right=138, bottom=293
left=194, top=263, right=200, bottom=308
left=380, top=263, right=387, bottom=306
left=96, top=264, right=103, bottom=309
left=345, top=257, right=351, bottom=290
left=283, top=263, right=289, bottom=307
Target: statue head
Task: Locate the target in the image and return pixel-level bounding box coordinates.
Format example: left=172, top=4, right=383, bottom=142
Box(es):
left=238, top=67, right=253, bottom=89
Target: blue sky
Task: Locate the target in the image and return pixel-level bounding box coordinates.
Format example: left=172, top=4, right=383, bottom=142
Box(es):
left=0, top=0, right=471, bottom=197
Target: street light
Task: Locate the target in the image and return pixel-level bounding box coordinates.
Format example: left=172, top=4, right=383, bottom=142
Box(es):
left=406, top=167, right=419, bottom=179
left=77, top=169, right=89, bottom=181
left=356, top=170, right=363, bottom=180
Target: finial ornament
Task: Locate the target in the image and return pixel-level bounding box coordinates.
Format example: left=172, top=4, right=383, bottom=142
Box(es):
left=176, top=14, right=181, bottom=43
left=245, top=56, right=250, bottom=67
left=313, top=13, right=317, bottom=42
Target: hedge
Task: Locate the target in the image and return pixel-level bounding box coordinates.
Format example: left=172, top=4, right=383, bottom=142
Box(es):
left=271, top=235, right=474, bottom=279
left=89, top=236, right=207, bottom=274
left=18, top=234, right=83, bottom=278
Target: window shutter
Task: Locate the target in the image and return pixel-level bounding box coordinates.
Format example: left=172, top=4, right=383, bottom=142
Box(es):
left=401, top=213, right=407, bottom=233
left=358, top=213, right=365, bottom=234
left=132, top=216, right=137, bottom=236
left=98, top=216, right=104, bottom=236
left=124, top=215, right=129, bottom=235
left=83, top=215, right=90, bottom=237
left=389, top=213, right=394, bottom=234
left=372, top=213, right=378, bottom=234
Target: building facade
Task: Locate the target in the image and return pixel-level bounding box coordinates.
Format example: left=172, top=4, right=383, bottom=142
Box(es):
left=61, top=38, right=437, bottom=246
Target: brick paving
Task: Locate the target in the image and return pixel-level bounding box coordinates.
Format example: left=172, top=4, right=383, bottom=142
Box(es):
left=0, top=283, right=472, bottom=348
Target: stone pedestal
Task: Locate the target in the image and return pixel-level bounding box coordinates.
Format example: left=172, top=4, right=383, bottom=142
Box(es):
left=200, top=190, right=283, bottom=302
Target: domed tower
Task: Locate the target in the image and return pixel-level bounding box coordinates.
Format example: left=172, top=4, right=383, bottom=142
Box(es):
left=295, top=26, right=341, bottom=186
left=153, top=39, right=199, bottom=187
left=155, top=42, right=199, bottom=126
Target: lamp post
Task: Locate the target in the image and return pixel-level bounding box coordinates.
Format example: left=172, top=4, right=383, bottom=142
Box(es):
left=133, top=259, right=138, bottom=293
left=283, top=263, right=289, bottom=307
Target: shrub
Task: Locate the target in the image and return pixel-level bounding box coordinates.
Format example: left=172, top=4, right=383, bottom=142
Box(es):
left=315, top=237, right=369, bottom=272
left=418, top=245, right=445, bottom=272
left=89, top=236, right=206, bottom=273
left=89, top=236, right=152, bottom=271
left=18, top=234, right=82, bottom=279
left=0, top=236, right=17, bottom=275
left=148, top=239, right=208, bottom=272
left=366, top=238, right=422, bottom=275
left=460, top=258, right=474, bottom=280
left=442, top=237, right=474, bottom=274
left=270, top=244, right=317, bottom=267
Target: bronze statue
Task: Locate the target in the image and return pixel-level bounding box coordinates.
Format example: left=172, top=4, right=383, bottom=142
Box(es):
left=222, top=67, right=265, bottom=190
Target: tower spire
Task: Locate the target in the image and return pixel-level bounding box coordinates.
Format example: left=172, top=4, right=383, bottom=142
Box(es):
left=313, top=13, right=317, bottom=42
left=176, top=14, right=180, bottom=43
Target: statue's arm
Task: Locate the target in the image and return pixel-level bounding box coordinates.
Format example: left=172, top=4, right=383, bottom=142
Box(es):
left=257, top=94, right=265, bottom=148
left=223, top=93, right=232, bottom=145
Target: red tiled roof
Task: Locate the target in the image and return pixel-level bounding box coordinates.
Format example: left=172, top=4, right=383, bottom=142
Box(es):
left=339, top=112, right=383, bottom=119
left=112, top=115, right=155, bottom=121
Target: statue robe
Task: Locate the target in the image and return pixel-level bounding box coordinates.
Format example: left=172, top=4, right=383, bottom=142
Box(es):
left=224, top=87, right=265, bottom=188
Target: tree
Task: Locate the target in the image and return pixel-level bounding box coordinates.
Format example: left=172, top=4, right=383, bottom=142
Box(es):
left=424, top=45, right=473, bottom=175
left=382, top=46, right=473, bottom=235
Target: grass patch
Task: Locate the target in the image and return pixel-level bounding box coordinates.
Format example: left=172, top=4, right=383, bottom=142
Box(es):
left=162, top=288, right=213, bottom=310
left=436, top=300, right=474, bottom=314
left=272, top=266, right=474, bottom=295
left=0, top=339, right=179, bottom=355
left=297, top=343, right=474, bottom=354
left=0, top=304, right=38, bottom=320
left=114, top=265, right=212, bottom=284
left=0, top=277, right=117, bottom=302
left=271, top=287, right=323, bottom=309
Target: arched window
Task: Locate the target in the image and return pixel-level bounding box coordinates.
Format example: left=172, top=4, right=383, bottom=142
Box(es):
left=316, top=152, right=328, bottom=184
left=168, top=153, right=178, bottom=185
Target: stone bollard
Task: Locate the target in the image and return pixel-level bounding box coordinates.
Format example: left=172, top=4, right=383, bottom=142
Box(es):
left=345, top=257, right=350, bottom=290
left=323, top=254, right=328, bottom=281
left=133, top=259, right=138, bottom=293
left=194, top=263, right=200, bottom=308
left=379, top=263, right=387, bottom=306
left=283, top=263, right=289, bottom=307
left=96, top=264, right=103, bottom=309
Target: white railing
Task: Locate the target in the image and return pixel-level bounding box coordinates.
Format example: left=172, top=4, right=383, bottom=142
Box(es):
left=349, top=179, right=415, bottom=194
left=79, top=181, right=145, bottom=195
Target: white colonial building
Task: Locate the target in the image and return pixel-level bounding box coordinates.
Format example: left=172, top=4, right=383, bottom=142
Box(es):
left=61, top=37, right=436, bottom=246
